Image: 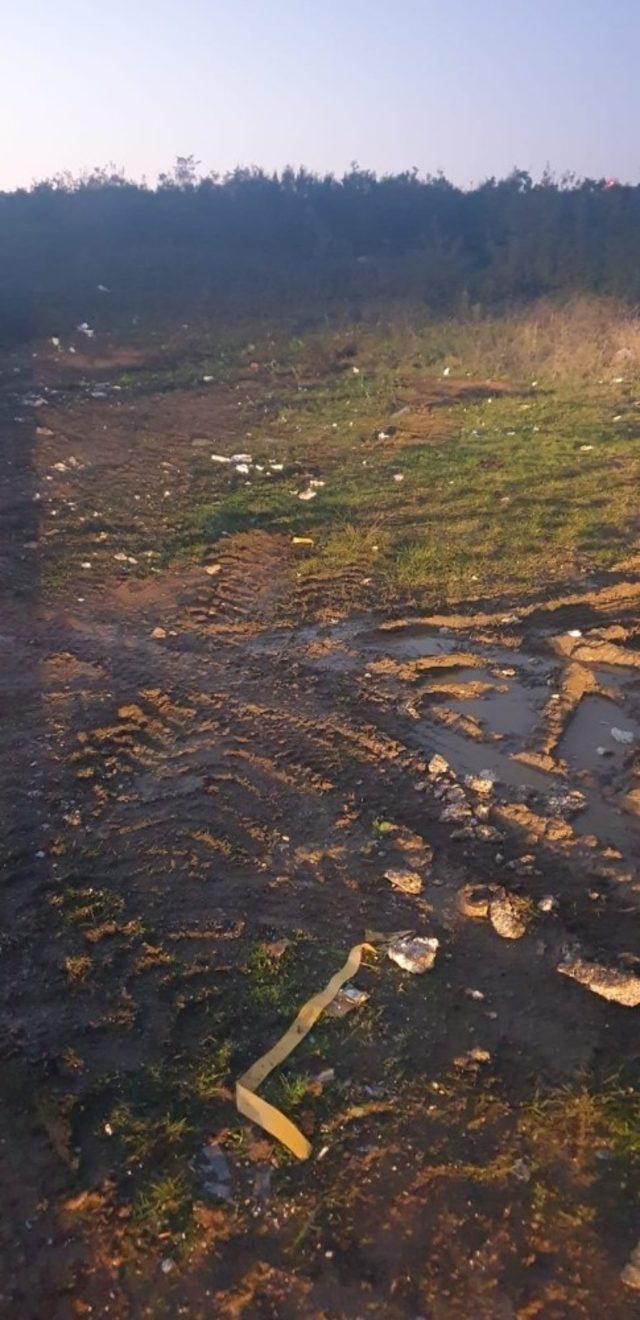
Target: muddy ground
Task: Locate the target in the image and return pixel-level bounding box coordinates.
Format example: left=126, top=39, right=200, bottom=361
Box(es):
left=1, top=333, right=640, bottom=1318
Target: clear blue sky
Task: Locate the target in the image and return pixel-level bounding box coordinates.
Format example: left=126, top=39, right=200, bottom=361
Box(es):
left=3, top=0, right=639, bottom=189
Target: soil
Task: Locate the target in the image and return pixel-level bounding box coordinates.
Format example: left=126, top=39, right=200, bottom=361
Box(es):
left=1, top=339, right=640, bottom=1318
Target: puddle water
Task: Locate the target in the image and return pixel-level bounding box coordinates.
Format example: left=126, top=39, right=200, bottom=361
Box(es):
left=253, top=613, right=640, bottom=856
left=559, top=695, right=640, bottom=774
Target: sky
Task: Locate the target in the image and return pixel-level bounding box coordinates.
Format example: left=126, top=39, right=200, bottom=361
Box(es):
left=2, top=0, right=639, bottom=190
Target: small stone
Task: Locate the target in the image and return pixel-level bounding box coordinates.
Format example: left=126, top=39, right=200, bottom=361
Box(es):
left=204, top=564, right=222, bottom=576
left=151, top=627, right=167, bottom=640
left=558, top=954, right=640, bottom=1006
left=489, top=892, right=530, bottom=940
left=622, top=1240, right=640, bottom=1290
left=326, top=984, right=369, bottom=1018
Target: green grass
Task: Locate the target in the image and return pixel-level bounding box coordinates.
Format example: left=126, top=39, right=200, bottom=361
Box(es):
left=172, top=320, right=640, bottom=607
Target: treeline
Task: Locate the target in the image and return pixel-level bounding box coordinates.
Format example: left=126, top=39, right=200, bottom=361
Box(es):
left=1, top=160, right=640, bottom=343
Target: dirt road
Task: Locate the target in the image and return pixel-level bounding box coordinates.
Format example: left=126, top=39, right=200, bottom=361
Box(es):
left=1, top=338, right=640, bottom=1318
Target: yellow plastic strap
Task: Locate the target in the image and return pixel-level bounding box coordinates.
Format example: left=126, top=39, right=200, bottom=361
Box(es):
left=236, top=942, right=374, bottom=1160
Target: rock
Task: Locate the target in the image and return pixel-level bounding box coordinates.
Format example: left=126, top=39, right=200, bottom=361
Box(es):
left=464, top=770, right=497, bottom=796
left=387, top=935, right=439, bottom=973
left=151, top=627, right=167, bottom=640
left=204, top=564, right=222, bottom=576
left=428, top=754, right=449, bottom=778
left=622, top=1240, right=640, bottom=1290
left=384, top=868, right=423, bottom=895
left=558, top=954, right=640, bottom=1006
left=489, top=892, right=531, bottom=940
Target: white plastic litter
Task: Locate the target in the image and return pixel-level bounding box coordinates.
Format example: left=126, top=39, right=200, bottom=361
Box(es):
left=387, top=935, right=439, bottom=974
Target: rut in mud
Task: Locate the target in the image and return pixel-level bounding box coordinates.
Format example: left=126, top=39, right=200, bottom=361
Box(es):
left=2, top=339, right=640, bottom=1318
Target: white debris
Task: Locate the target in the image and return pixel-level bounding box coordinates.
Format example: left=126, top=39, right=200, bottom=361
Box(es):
left=579, top=444, right=594, bottom=452
left=538, top=895, right=558, bottom=914
left=442, top=366, right=451, bottom=377
left=230, top=453, right=252, bottom=464
left=77, top=322, right=95, bottom=338
left=392, top=473, right=404, bottom=482
left=622, top=1241, right=640, bottom=1290
left=97, top=284, right=110, bottom=292
left=611, top=727, right=635, bottom=745
left=211, top=454, right=231, bottom=463
left=326, top=984, right=369, bottom=1018
left=234, top=463, right=250, bottom=475
left=204, top=564, right=222, bottom=576
left=387, top=935, right=439, bottom=974
left=567, top=629, right=582, bottom=638
left=202, top=375, right=214, bottom=383
left=298, top=488, right=317, bottom=501
left=50, top=337, right=60, bottom=348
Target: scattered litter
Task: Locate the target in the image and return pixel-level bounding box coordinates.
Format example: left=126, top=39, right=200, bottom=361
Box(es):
left=210, top=454, right=231, bottom=464
left=622, top=1241, right=640, bottom=1290
left=611, top=727, right=634, bottom=745
left=558, top=953, right=640, bottom=1006
left=35, top=426, right=54, bottom=437
left=50, top=337, right=60, bottom=348
left=298, top=488, right=317, bottom=501
left=567, top=629, right=582, bottom=638
left=308, top=478, right=325, bottom=488
left=489, top=891, right=530, bottom=940
left=80, top=561, right=92, bottom=570
left=387, top=935, right=439, bottom=974
left=204, top=564, right=222, bottom=576
left=454, top=1046, right=491, bottom=1072
left=392, top=473, right=404, bottom=482
left=202, top=375, right=214, bottom=383
left=384, top=868, right=423, bottom=895
left=236, top=943, right=374, bottom=1159
left=579, top=444, right=594, bottom=452
left=292, top=536, right=314, bottom=545
left=202, top=1142, right=232, bottom=1199
left=465, top=988, right=485, bottom=1001
left=326, top=984, right=370, bottom=1018
left=442, top=366, right=451, bottom=377
left=230, top=453, right=252, bottom=464
left=316, top=1068, right=335, bottom=1084
left=77, top=322, right=95, bottom=338
left=234, top=463, right=250, bottom=474
left=161, top=1258, right=175, bottom=1274
left=538, top=895, right=558, bottom=914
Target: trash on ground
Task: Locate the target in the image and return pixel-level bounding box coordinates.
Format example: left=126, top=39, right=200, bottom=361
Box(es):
left=558, top=953, right=640, bottom=1006
left=387, top=934, right=439, bottom=973
left=621, top=1240, right=640, bottom=1290
left=210, top=454, right=231, bottom=463
left=235, top=942, right=375, bottom=1159
left=202, top=1141, right=232, bottom=1199
left=454, top=1046, right=491, bottom=1071
left=204, top=564, right=222, bottom=576
left=292, top=536, right=314, bottom=545
left=298, top=488, right=317, bottom=501
left=384, top=867, right=423, bottom=895
left=326, top=984, right=370, bottom=1017
left=611, top=727, right=634, bottom=744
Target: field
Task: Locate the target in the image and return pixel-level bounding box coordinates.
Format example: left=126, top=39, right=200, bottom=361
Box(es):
left=1, top=298, right=640, bottom=1318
